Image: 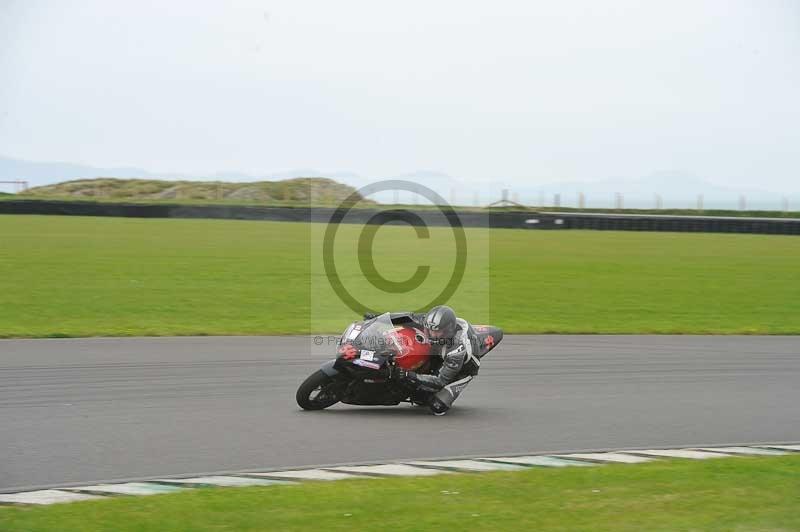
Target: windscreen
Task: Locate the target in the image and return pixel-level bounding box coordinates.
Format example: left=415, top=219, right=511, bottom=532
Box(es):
left=342, top=313, right=403, bottom=356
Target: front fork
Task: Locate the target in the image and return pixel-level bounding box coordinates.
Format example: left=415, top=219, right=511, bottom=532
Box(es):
left=319, top=359, right=339, bottom=377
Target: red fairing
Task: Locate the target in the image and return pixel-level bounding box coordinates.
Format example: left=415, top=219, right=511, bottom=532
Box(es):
left=393, top=326, right=431, bottom=370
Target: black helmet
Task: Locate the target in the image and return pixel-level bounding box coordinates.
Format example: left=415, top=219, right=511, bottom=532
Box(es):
left=423, top=305, right=457, bottom=340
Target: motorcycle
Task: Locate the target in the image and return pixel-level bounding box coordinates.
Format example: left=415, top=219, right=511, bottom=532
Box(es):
left=296, top=312, right=503, bottom=415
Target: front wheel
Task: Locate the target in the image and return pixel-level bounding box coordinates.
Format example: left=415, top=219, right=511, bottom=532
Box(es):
left=296, top=370, right=341, bottom=410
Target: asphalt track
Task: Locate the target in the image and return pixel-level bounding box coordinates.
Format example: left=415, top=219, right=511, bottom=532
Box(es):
left=1, top=335, right=799, bottom=492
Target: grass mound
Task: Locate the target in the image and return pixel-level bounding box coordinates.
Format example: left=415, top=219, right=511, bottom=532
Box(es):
left=23, top=177, right=369, bottom=205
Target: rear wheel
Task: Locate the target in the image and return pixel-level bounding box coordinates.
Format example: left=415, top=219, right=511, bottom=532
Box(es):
left=296, top=370, right=341, bottom=410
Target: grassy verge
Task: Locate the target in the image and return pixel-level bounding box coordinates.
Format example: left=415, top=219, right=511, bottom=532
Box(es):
left=1, top=456, right=799, bottom=531
left=1, top=214, right=799, bottom=337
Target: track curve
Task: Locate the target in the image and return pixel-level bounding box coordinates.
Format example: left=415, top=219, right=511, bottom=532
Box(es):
left=1, top=335, right=799, bottom=492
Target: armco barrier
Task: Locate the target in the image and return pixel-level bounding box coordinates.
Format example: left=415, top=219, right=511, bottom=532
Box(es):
left=494, top=212, right=800, bottom=235
left=1, top=200, right=800, bottom=235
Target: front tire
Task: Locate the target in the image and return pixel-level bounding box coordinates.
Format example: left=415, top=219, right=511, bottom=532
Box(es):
left=296, top=370, right=341, bottom=410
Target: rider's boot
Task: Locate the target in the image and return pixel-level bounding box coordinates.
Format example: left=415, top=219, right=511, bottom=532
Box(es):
left=429, top=396, right=449, bottom=415
left=428, top=375, right=474, bottom=415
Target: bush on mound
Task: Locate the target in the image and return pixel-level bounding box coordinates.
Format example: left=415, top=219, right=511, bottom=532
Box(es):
left=24, top=177, right=369, bottom=205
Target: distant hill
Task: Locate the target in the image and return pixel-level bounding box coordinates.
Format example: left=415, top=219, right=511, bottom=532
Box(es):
left=24, top=177, right=370, bottom=205
left=492, top=171, right=796, bottom=211
left=0, top=155, right=368, bottom=189
left=0, top=156, right=165, bottom=188
left=3, top=155, right=797, bottom=210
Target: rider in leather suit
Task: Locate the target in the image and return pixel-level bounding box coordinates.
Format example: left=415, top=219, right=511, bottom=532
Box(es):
left=376, top=305, right=481, bottom=415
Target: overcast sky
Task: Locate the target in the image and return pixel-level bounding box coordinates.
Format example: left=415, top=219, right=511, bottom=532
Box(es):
left=1, top=0, right=798, bottom=190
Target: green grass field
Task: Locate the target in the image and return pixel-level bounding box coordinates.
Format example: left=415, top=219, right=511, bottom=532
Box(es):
left=1, top=456, right=798, bottom=531
left=1, top=214, right=799, bottom=337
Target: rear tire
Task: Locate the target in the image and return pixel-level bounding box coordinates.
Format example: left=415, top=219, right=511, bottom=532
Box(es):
left=296, top=370, right=341, bottom=410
